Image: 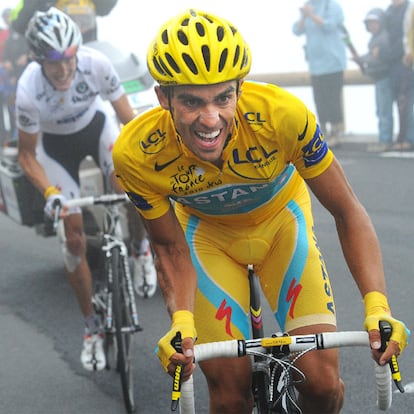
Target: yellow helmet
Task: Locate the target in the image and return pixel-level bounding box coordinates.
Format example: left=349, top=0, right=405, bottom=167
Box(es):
left=147, top=9, right=251, bottom=86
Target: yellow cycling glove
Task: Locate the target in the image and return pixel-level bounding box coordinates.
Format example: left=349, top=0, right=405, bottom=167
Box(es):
left=157, top=310, right=197, bottom=372
left=363, top=291, right=410, bottom=354
left=44, top=185, right=61, bottom=199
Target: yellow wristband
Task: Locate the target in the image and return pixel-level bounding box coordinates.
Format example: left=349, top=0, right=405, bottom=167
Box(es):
left=44, top=185, right=61, bottom=200
left=171, top=310, right=196, bottom=340
left=363, top=291, right=391, bottom=317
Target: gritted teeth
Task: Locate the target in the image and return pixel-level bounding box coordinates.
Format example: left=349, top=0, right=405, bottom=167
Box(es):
left=196, top=129, right=221, bottom=140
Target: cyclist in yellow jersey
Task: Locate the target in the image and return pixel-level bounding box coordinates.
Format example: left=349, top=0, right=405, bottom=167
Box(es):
left=113, top=9, right=410, bottom=413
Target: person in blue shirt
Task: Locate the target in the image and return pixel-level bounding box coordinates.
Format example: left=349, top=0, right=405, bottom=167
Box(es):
left=384, top=0, right=414, bottom=151
left=357, top=9, right=394, bottom=152
left=293, top=0, right=347, bottom=148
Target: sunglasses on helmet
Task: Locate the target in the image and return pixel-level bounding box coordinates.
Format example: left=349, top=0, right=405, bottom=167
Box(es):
left=44, top=45, right=78, bottom=61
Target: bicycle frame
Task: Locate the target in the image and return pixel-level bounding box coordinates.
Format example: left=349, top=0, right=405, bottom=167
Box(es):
left=55, top=193, right=141, bottom=413
left=100, top=204, right=140, bottom=333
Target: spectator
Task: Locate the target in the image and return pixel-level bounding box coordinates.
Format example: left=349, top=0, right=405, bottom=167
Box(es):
left=358, top=9, right=393, bottom=152
left=0, top=8, right=9, bottom=60
left=292, top=0, right=347, bottom=148
left=384, top=0, right=414, bottom=151
left=10, top=0, right=118, bottom=43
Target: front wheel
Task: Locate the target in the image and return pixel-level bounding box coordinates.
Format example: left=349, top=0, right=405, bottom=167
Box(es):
left=111, top=246, right=136, bottom=413
left=252, top=362, right=271, bottom=414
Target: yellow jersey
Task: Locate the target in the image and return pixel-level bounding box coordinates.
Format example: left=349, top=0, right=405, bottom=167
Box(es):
left=113, top=81, right=334, bottom=225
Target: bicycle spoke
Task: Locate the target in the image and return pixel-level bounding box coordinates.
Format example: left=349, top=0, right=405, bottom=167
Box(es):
left=112, top=247, right=136, bottom=413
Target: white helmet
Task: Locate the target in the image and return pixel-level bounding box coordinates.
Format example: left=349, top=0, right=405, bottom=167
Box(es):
left=26, top=7, right=82, bottom=61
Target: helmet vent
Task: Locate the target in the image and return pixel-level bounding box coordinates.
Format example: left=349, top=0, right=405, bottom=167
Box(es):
left=161, top=29, right=169, bottom=45
left=233, top=45, right=240, bottom=67
left=53, top=26, right=62, bottom=45
left=152, top=57, right=166, bottom=76
left=241, top=48, right=249, bottom=69
left=165, top=52, right=180, bottom=73
left=219, top=49, right=228, bottom=72
left=158, top=56, right=174, bottom=77
left=201, top=45, right=210, bottom=70
left=182, top=53, right=198, bottom=75
left=216, top=26, right=224, bottom=42
left=196, top=22, right=205, bottom=37
left=177, top=29, right=189, bottom=46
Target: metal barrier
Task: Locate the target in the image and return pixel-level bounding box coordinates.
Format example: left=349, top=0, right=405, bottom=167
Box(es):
left=247, top=69, right=372, bottom=87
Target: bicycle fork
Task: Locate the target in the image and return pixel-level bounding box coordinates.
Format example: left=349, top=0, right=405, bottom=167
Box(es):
left=103, top=238, right=141, bottom=333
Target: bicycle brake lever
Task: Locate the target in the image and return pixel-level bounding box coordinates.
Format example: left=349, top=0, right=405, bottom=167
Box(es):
left=379, top=320, right=405, bottom=393
left=170, top=331, right=183, bottom=411
left=52, top=199, right=62, bottom=232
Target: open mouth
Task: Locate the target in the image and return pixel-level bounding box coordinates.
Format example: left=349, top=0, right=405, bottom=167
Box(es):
left=195, top=129, right=221, bottom=143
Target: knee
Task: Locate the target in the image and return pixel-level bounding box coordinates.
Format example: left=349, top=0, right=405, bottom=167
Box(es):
left=298, top=369, right=344, bottom=413
left=208, top=386, right=253, bottom=414
left=65, top=231, right=86, bottom=256
left=202, top=359, right=253, bottom=414
left=62, top=231, right=86, bottom=272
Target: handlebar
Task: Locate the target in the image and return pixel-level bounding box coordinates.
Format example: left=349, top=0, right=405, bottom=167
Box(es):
left=172, top=323, right=402, bottom=413
left=48, top=193, right=129, bottom=233
left=64, top=193, right=129, bottom=209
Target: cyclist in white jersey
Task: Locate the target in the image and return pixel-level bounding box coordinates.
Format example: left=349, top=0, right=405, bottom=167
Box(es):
left=15, top=7, right=156, bottom=371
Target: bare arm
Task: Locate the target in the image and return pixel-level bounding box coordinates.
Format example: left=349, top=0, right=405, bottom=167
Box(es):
left=306, top=158, right=410, bottom=361
left=306, top=158, right=386, bottom=296
left=142, top=205, right=197, bottom=316
left=142, top=205, right=198, bottom=376
left=111, top=94, right=135, bottom=125
left=301, top=3, right=324, bottom=26
left=18, top=129, right=50, bottom=194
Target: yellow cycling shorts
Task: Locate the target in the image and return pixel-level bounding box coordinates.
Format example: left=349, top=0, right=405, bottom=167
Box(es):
left=176, top=185, right=337, bottom=344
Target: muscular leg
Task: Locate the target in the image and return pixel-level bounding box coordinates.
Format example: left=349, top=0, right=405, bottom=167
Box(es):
left=125, top=202, right=146, bottom=244
left=63, top=213, right=94, bottom=317
left=200, top=356, right=253, bottom=414
left=290, top=323, right=344, bottom=414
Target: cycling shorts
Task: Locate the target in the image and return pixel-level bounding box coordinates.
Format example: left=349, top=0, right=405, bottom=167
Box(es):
left=36, top=110, right=119, bottom=205
left=176, top=182, right=337, bottom=344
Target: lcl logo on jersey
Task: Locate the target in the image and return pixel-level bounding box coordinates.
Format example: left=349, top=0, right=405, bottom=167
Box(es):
left=227, top=145, right=279, bottom=180
left=243, top=111, right=266, bottom=131
left=140, top=128, right=167, bottom=154
left=243, top=112, right=266, bottom=125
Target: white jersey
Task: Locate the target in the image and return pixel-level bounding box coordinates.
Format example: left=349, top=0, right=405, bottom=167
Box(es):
left=16, top=45, right=124, bottom=135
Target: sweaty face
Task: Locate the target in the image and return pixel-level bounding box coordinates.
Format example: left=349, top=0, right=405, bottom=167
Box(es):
left=156, top=81, right=240, bottom=167
left=42, top=56, right=77, bottom=91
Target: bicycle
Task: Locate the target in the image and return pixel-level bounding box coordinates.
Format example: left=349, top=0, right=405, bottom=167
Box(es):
left=54, top=193, right=141, bottom=414
left=171, top=264, right=404, bottom=414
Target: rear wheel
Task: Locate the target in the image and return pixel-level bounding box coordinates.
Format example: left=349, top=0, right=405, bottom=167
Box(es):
left=112, top=247, right=136, bottom=413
